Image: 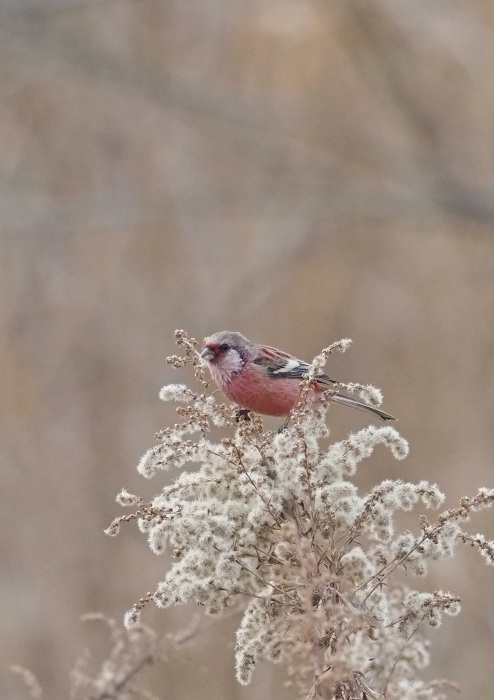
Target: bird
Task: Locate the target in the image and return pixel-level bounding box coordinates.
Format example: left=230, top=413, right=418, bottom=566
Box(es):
left=200, top=331, right=396, bottom=421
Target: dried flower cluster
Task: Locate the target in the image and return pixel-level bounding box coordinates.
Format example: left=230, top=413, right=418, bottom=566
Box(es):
left=107, top=330, right=494, bottom=700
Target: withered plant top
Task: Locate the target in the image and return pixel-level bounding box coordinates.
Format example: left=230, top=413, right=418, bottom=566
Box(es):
left=107, top=330, right=494, bottom=700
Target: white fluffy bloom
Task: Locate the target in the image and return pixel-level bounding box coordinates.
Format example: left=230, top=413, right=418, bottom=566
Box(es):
left=464, top=533, right=494, bottom=566
left=193, top=393, right=228, bottom=426
left=360, top=384, right=383, bottom=407
left=345, top=382, right=383, bottom=407
left=235, top=594, right=287, bottom=685
left=123, top=607, right=141, bottom=628
left=315, top=426, right=409, bottom=484
left=417, top=481, right=445, bottom=509
left=116, top=489, right=141, bottom=506
left=316, top=481, right=364, bottom=527
left=340, top=546, right=375, bottom=584
left=159, top=384, right=193, bottom=402
left=137, top=448, right=158, bottom=478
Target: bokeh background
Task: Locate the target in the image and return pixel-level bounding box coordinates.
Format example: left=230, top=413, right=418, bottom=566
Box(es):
left=2, top=0, right=494, bottom=697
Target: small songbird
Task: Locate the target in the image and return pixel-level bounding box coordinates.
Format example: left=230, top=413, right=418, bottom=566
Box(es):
left=200, top=331, right=396, bottom=421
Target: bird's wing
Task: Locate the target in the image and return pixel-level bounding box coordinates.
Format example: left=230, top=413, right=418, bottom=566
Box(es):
left=254, top=345, right=337, bottom=384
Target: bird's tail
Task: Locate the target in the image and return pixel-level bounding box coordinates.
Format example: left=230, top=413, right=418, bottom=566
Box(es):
left=331, top=393, right=396, bottom=422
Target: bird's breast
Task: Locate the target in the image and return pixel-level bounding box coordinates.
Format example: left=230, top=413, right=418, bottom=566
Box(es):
left=221, top=366, right=306, bottom=417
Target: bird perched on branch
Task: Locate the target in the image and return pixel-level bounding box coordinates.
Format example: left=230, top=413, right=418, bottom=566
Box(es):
left=200, top=331, right=396, bottom=421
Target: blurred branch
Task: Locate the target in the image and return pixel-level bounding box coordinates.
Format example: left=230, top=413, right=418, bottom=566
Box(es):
left=70, top=614, right=209, bottom=700
left=10, top=666, right=43, bottom=700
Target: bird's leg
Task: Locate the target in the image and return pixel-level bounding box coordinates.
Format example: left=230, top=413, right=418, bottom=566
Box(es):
left=235, top=408, right=251, bottom=423
left=278, top=410, right=293, bottom=433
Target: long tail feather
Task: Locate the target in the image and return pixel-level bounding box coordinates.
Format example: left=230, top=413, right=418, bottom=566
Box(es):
left=331, top=393, right=396, bottom=421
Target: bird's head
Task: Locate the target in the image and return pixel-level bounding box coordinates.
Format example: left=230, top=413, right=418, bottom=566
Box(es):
left=200, top=331, right=256, bottom=382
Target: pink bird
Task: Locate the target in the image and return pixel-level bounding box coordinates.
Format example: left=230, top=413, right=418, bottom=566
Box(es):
left=200, top=331, right=396, bottom=421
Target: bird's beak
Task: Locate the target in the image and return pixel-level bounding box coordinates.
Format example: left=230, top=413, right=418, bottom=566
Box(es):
left=200, top=347, right=215, bottom=361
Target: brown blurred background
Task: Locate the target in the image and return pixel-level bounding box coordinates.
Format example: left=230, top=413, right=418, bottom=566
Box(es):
left=2, top=0, right=494, bottom=697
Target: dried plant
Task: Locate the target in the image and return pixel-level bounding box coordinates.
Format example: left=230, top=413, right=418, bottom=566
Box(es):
left=69, top=614, right=204, bottom=700
left=10, top=665, right=43, bottom=699
left=13, top=608, right=209, bottom=700
left=107, top=330, right=494, bottom=700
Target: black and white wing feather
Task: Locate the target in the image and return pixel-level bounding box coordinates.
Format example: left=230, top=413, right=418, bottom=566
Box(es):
left=254, top=345, right=337, bottom=384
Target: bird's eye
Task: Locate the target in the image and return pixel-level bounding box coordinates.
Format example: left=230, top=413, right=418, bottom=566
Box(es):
left=220, top=343, right=229, bottom=352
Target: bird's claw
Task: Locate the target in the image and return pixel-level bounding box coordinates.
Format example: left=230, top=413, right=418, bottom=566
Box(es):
left=235, top=408, right=251, bottom=423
